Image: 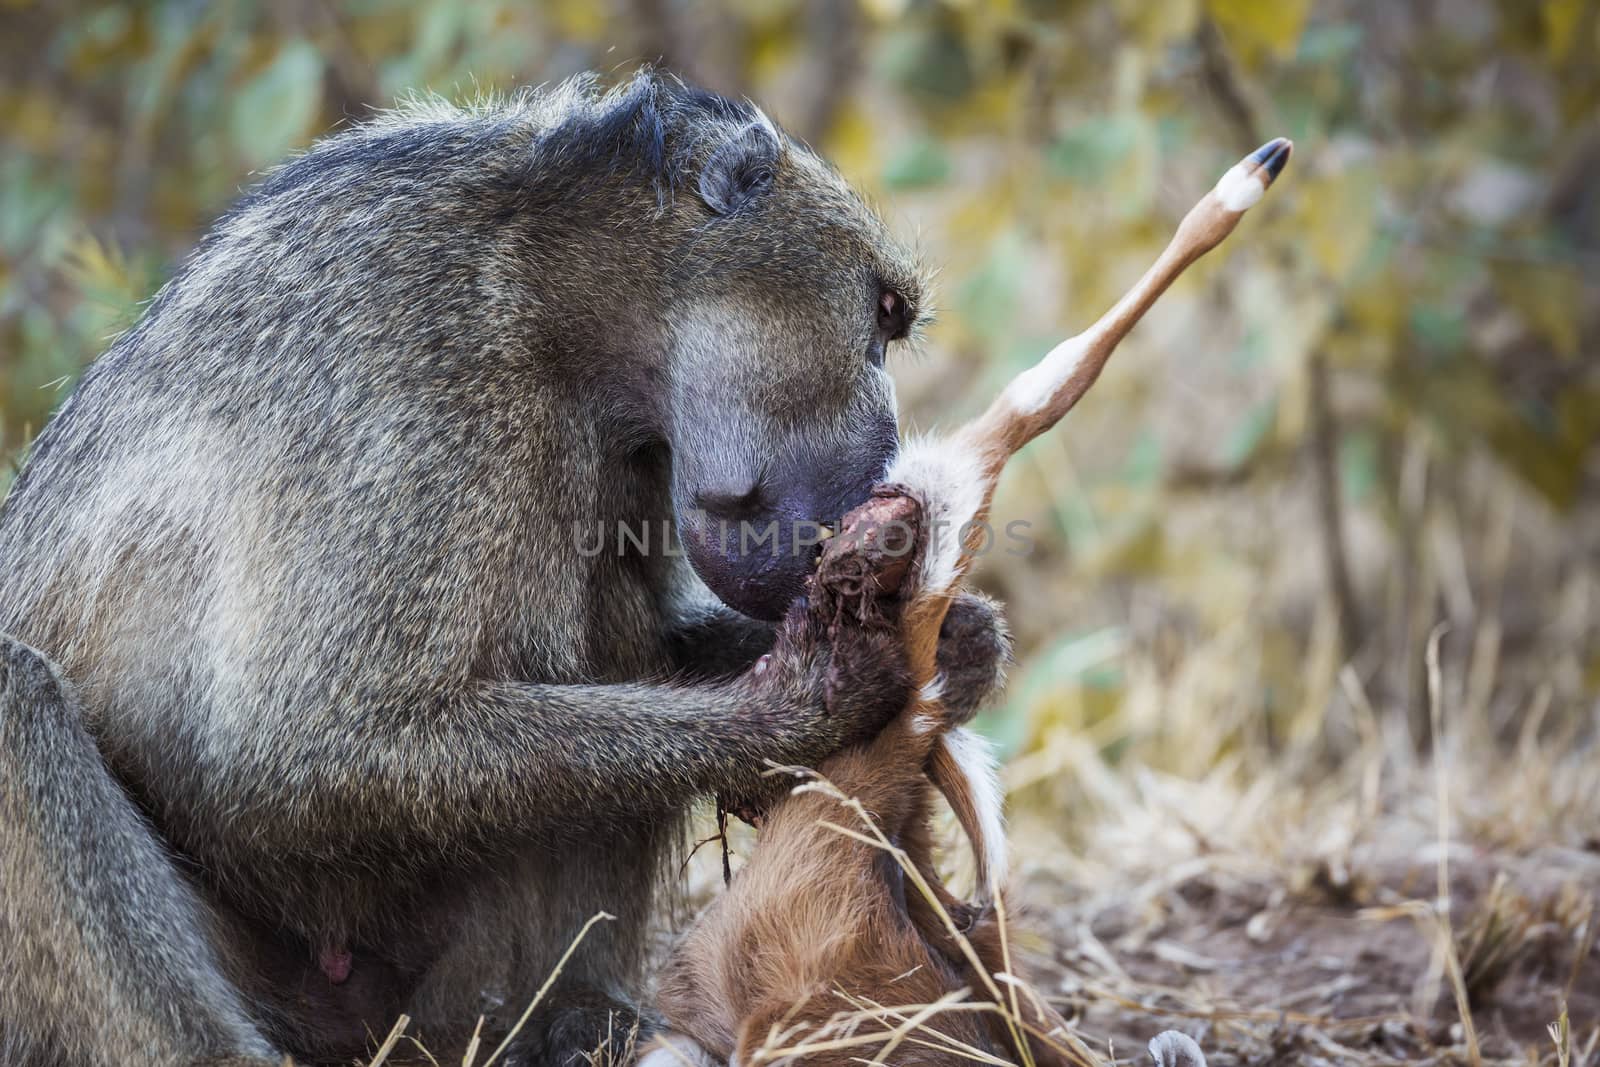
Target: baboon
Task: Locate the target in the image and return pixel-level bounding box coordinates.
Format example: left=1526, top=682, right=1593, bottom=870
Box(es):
left=0, top=72, right=1009, bottom=1065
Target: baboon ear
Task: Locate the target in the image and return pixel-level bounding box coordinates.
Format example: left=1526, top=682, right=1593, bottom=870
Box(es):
left=697, top=122, right=780, bottom=215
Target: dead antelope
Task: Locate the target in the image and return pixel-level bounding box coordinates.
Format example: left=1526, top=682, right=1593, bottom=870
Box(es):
left=644, top=138, right=1293, bottom=1067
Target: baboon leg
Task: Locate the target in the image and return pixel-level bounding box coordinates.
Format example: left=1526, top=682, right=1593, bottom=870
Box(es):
left=412, top=951, right=649, bottom=1066
left=0, top=635, right=278, bottom=1067
left=496, top=986, right=645, bottom=1067
left=405, top=834, right=663, bottom=1064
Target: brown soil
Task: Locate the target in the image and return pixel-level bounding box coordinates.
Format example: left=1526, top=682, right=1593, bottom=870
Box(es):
left=1021, top=832, right=1600, bottom=1065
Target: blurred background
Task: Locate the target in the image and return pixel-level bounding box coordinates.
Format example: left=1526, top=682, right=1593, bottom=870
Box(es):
left=2, top=1, right=1598, bottom=1057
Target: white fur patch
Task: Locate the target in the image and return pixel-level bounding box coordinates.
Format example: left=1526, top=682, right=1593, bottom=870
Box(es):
left=638, top=1033, right=723, bottom=1067
left=1212, top=160, right=1265, bottom=213
left=886, top=437, right=988, bottom=598
left=911, top=674, right=947, bottom=734
left=942, top=727, right=1008, bottom=900
left=1002, top=335, right=1089, bottom=416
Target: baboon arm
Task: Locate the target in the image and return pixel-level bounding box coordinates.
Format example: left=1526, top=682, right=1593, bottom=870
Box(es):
left=232, top=671, right=886, bottom=857
left=465, top=677, right=827, bottom=819
left=663, top=605, right=776, bottom=680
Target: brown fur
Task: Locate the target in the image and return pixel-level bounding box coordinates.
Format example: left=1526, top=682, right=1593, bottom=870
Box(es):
left=652, top=491, right=1070, bottom=1065
left=648, top=134, right=1296, bottom=1067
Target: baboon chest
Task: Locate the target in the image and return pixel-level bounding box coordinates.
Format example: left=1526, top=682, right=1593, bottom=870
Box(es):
left=575, top=526, right=680, bottom=682
left=566, top=448, right=681, bottom=683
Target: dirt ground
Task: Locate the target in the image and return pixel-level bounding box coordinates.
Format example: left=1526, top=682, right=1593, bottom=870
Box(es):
left=356, top=651, right=1600, bottom=1067
left=357, top=743, right=1598, bottom=1067
left=1004, top=754, right=1600, bottom=1067
left=1024, top=844, right=1599, bottom=1065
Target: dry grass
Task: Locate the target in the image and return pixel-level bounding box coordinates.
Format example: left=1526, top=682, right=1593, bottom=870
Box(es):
left=715, top=770, right=1094, bottom=1067
left=640, top=494, right=1597, bottom=1066
left=984, top=638, right=1600, bottom=1067
left=355, top=624, right=1598, bottom=1067
left=350, top=433, right=1599, bottom=1067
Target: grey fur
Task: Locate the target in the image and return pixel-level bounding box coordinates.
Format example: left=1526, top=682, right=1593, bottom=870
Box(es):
left=0, top=71, right=1005, bottom=1065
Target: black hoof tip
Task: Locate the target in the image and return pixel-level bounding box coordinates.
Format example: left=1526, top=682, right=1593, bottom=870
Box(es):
left=1250, top=136, right=1293, bottom=181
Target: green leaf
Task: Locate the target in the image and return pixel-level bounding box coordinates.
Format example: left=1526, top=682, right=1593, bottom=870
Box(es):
left=1205, top=0, right=1311, bottom=63
left=1121, top=429, right=1164, bottom=488
left=882, top=137, right=951, bottom=190
left=231, top=40, right=323, bottom=169
left=1295, top=24, right=1362, bottom=63
left=976, top=627, right=1127, bottom=759
left=876, top=21, right=972, bottom=106
left=953, top=230, right=1027, bottom=345
left=1409, top=302, right=1468, bottom=356
left=1220, top=397, right=1277, bottom=468
left=1338, top=429, right=1378, bottom=504
left=1046, top=115, right=1140, bottom=185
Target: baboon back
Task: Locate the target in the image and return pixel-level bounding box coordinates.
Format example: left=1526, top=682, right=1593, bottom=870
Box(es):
left=0, top=72, right=986, bottom=1064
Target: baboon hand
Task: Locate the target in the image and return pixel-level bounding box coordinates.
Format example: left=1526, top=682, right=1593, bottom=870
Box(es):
left=932, top=591, right=1012, bottom=725
left=723, top=487, right=924, bottom=822
left=725, top=595, right=911, bottom=822
left=769, top=594, right=911, bottom=750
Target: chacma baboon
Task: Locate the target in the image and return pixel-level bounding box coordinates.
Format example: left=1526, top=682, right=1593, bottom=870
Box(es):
left=0, top=72, right=1010, bottom=1066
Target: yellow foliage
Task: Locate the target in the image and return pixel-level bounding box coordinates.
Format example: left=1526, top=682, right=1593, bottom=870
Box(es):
left=0, top=0, right=1595, bottom=746
left=1204, top=0, right=1312, bottom=63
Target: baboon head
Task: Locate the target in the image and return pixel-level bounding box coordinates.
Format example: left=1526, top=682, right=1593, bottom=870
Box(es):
left=661, top=98, right=927, bottom=620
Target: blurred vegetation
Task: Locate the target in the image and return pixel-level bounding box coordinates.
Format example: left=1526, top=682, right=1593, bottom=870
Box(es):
left=2, top=0, right=1597, bottom=774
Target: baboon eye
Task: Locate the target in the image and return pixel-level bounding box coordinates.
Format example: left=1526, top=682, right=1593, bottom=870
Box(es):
left=877, top=289, right=909, bottom=342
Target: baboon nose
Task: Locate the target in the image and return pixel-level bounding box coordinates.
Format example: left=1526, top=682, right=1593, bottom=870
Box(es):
left=694, top=480, right=766, bottom=521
